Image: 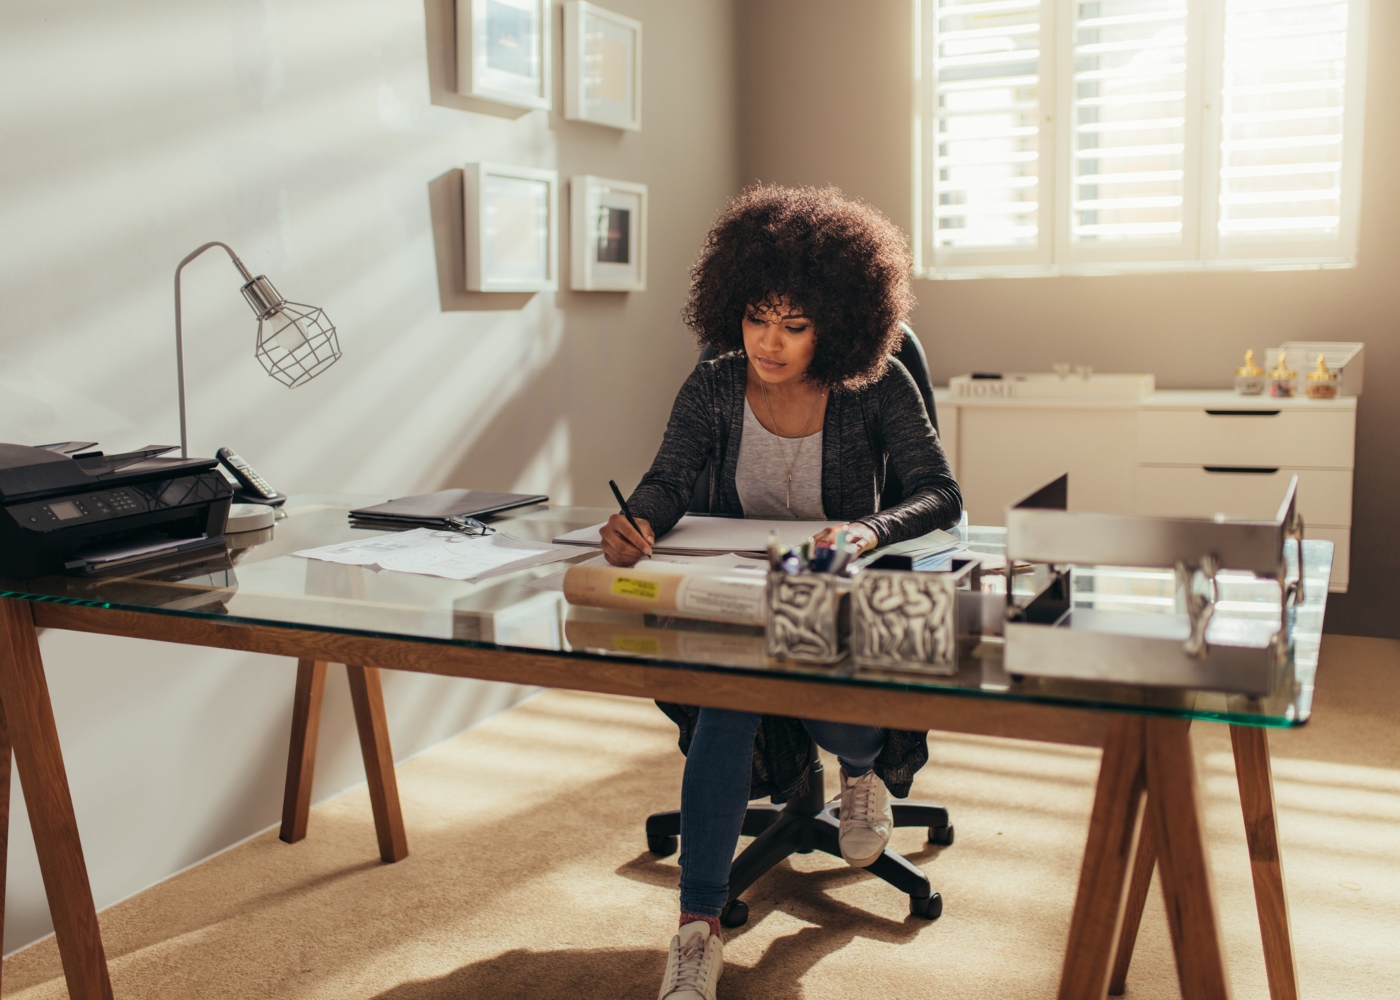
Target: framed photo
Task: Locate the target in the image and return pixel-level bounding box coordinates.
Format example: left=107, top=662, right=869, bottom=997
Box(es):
left=570, top=176, right=646, bottom=292
left=464, top=163, right=559, bottom=292
left=563, top=2, right=642, bottom=131
left=456, top=0, right=551, bottom=111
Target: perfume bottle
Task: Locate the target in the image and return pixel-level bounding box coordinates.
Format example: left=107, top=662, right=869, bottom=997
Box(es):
left=1234, top=350, right=1264, bottom=395
left=1267, top=350, right=1297, bottom=398
left=1305, top=354, right=1339, bottom=399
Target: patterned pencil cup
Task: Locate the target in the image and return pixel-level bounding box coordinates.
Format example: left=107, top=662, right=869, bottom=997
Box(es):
left=852, top=562, right=973, bottom=675
left=765, top=572, right=850, bottom=664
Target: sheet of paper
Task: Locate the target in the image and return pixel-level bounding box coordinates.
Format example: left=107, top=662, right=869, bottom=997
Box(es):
left=553, top=515, right=843, bottom=555
left=294, top=529, right=577, bottom=583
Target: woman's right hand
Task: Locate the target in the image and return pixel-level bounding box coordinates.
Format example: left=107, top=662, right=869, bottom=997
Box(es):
left=600, top=514, right=655, bottom=566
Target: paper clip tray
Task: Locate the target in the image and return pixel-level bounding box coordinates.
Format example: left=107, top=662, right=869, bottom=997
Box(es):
left=1005, top=608, right=1286, bottom=696
left=1000, top=475, right=1305, bottom=696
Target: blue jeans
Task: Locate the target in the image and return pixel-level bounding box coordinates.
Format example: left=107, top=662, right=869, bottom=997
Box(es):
left=677, top=707, right=886, bottom=917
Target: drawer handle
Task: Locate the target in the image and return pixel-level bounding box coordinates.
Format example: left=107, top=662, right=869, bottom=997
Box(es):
left=1203, top=466, right=1280, bottom=475
left=1204, top=409, right=1281, bottom=417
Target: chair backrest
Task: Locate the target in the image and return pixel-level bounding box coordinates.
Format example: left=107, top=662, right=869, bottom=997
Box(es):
left=688, top=324, right=937, bottom=514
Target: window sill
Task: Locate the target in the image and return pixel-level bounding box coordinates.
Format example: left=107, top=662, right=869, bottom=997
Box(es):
left=916, top=257, right=1358, bottom=281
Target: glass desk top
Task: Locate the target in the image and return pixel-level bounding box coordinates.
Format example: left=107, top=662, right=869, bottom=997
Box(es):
left=0, top=497, right=1331, bottom=728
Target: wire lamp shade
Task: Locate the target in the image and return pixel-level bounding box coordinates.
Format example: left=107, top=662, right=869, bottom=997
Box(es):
left=174, top=241, right=343, bottom=456
left=240, top=274, right=342, bottom=388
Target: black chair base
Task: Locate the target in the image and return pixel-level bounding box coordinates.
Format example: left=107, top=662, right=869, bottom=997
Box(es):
left=645, top=758, right=952, bottom=927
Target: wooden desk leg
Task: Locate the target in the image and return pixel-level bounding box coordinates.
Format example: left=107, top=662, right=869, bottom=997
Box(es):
left=1145, top=716, right=1231, bottom=1000
left=1057, top=715, right=1147, bottom=1000
left=0, top=687, right=11, bottom=993
left=0, top=599, right=114, bottom=1000
left=1108, top=810, right=1158, bottom=996
left=346, top=665, right=408, bottom=863
left=1231, top=725, right=1299, bottom=1000
left=280, top=659, right=328, bottom=844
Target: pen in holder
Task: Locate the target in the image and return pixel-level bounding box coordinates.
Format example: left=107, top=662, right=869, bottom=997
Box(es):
left=765, top=570, right=852, bottom=664
left=852, top=559, right=976, bottom=675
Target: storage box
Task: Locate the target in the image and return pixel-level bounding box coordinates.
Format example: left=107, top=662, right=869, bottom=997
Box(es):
left=765, top=572, right=850, bottom=664
left=851, top=560, right=975, bottom=675
left=949, top=372, right=1154, bottom=400
left=1267, top=342, right=1363, bottom=397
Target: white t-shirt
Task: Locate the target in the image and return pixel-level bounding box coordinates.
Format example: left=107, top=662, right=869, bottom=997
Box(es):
left=734, top=398, right=826, bottom=520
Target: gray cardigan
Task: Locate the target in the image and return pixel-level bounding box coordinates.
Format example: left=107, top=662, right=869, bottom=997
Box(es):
left=628, top=353, right=962, bottom=543
left=632, top=352, right=963, bottom=802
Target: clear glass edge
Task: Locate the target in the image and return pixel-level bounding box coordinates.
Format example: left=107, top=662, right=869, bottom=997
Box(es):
left=2, top=588, right=1309, bottom=730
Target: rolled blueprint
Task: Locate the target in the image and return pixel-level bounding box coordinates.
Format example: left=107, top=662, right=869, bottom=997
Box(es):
left=562, top=562, right=765, bottom=625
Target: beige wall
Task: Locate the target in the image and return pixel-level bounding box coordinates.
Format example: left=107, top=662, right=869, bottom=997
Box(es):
left=738, top=0, right=1400, bottom=637
left=0, top=0, right=737, bottom=952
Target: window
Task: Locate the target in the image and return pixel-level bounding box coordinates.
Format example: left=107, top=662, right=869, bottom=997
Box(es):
left=915, top=0, right=1369, bottom=276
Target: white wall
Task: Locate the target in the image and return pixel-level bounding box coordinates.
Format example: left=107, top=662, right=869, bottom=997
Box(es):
left=0, top=0, right=738, bottom=952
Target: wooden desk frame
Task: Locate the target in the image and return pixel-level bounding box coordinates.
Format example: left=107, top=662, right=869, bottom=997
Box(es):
left=0, top=598, right=1298, bottom=1000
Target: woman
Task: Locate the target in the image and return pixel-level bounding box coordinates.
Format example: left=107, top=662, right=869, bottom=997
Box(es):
left=601, top=185, right=961, bottom=1000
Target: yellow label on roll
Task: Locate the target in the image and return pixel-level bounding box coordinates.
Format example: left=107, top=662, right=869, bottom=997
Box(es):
left=612, top=577, right=660, bottom=600
left=614, top=636, right=662, bottom=654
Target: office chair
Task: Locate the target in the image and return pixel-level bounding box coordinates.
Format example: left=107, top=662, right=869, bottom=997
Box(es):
left=645, top=322, right=954, bottom=926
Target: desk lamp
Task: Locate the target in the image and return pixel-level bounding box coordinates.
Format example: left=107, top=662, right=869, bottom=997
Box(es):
left=173, top=241, right=341, bottom=457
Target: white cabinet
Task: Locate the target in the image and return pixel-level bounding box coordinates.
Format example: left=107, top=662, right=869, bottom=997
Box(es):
left=956, top=406, right=1137, bottom=519
left=934, top=389, right=1356, bottom=592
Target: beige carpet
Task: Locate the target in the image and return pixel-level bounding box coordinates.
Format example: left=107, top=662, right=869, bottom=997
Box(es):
left=4, top=634, right=1398, bottom=999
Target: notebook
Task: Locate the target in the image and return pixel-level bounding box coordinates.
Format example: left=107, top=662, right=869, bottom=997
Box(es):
left=349, top=489, right=548, bottom=526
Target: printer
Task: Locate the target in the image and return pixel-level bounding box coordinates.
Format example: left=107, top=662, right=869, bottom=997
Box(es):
left=0, top=442, right=233, bottom=579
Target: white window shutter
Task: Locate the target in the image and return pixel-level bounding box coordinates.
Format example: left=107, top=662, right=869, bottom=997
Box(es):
left=926, top=0, right=1049, bottom=267
left=1215, top=0, right=1359, bottom=255
left=1064, top=0, right=1191, bottom=251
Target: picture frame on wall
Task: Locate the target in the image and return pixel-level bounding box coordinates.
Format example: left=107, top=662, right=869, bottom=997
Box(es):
left=563, top=2, right=642, bottom=131
left=570, top=176, right=646, bottom=292
left=456, top=0, right=551, bottom=111
left=464, top=163, right=559, bottom=292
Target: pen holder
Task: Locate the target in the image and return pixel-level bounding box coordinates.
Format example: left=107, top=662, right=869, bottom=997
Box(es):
left=765, top=571, right=851, bottom=664
left=852, top=560, right=976, bottom=675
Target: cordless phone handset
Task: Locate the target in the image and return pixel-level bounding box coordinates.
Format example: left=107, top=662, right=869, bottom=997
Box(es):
left=216, top=447, right=283, bottom=502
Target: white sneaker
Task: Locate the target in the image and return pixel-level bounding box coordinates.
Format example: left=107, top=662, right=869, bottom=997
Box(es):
left=658, top=920, right=723, bottom=1000
left=838, top=767, right=893, bottom=867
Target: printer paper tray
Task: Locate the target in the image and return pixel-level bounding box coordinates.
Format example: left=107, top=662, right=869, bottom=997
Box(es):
left=64, top=534, right=225, bottom=575
left=1004, top=607, right=1283, bottom=696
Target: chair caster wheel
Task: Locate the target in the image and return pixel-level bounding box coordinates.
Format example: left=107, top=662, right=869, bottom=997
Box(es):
left=929, top=823, right=955, bottom=846
left=647, top=834, right=678, bottom=857
left=910, top=892, right=942, bottom=920
left=720, top=900, right=749, bottom=928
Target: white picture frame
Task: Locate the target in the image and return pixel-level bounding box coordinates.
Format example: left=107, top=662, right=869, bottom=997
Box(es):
left=456, top=0, right=551, bottom=111
left=464, top=163, right=559, bottom=292
left=570, top=176, right=646, bottom=292
left=563, top=2, right=642, bottom=131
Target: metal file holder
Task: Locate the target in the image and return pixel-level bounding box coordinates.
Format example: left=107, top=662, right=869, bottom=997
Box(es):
left=766, top=571, right=852, bottom=664
left=852, top=559, right=977, bottom=675
left=1002, top=474, right=1306, bottom=696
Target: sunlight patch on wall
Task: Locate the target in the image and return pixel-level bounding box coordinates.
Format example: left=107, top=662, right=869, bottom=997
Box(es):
left=512, top=416, right=572, bottom=504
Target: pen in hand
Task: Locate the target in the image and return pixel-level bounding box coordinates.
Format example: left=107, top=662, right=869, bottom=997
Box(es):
left=608, top=479, right=650, bottom=557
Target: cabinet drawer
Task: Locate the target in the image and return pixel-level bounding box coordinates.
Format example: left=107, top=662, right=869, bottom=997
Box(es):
left=1134, top=467, right=1352, bottom=525
left=1137, top=409, right=1354, bottom=468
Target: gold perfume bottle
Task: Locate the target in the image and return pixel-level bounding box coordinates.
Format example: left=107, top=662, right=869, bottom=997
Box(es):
left=1305, top=354, right=1339, bottom=399
left=1267, top=350, right=1297, bottom=398
left=1234, top=350, right=1264, bottom=395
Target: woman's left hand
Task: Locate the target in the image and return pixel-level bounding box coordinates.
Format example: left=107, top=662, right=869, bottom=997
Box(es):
left=811, top=521, right=878, bottom=554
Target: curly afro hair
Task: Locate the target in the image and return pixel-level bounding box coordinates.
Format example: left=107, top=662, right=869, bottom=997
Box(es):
left=682, top=184, right=915, bottom=391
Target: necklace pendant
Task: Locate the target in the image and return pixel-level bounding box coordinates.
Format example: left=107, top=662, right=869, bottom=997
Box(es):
left=786, top=471, right=792, bottom=509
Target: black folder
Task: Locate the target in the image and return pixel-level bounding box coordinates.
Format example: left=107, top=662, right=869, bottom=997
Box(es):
left=348, top=489, right=547, bottom=526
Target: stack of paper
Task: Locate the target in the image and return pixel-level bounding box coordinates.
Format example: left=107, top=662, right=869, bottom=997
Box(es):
left=293, top=529, right=577, bottom=583
left=553, top=516, right=843, bottom=556
left=552, top=514, right=960, bottom=562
